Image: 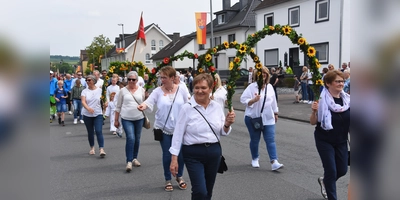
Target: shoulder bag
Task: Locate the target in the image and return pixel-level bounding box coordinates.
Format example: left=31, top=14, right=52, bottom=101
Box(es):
left=250, top=85, right=267, bottom=131
left=130, top=87, right=151, bottom=129
left=192, top=105, right=228, bottom=174
left=153, top=86, right=180, bottom=141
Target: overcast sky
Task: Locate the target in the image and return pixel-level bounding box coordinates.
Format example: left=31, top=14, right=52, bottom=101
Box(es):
left=38, top=0, right=235, bottom=56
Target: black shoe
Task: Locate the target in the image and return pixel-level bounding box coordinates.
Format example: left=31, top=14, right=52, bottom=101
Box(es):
left=62, top=121, right=65, bottom=126
left=58, top=117, right=61, bottom=124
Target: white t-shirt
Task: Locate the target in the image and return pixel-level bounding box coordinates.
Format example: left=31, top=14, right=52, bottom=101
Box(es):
left=95, top=78, right=104, bottom=89
left=213, top=86, right=227, bottom=114
left=115, top=87, right=145, bottom=121
left=136, top=76, right=145, bottom=88
left=81, top=87, right=103, bottom=117
left=106, top=84, right=120, bottom=102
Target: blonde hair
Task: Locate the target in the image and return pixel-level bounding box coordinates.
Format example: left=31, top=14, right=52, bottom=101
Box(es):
left=253, top=66, right=271, bottom=85
left=214, top=73, right=222, bottom=89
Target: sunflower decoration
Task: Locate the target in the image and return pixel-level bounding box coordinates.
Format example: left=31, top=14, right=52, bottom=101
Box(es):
left=315, top=59, right=321, bottom=69
left=231, top=40, right=238, bottom=46
left=223, top=41, right=229, bottom=49
left=307, top=46, right=316, bottom=57
left=269, top=26, right=275, bottom=31
left=255, top=62, right=262, bottom=70
left=229, top=62, right=234, bottom=70
left=212, top=48, right=217, bottom=54
left=205, top=54, right=212, bottom=62
left=234, top=57, right=241, bottom=64
left=254, top=56, right=259, bottom=62
left=298, top=37, right=306, bottom=45
left=238, top=44, right=247, bottom=54
left=198, top=68, right=204, bottom=73
left=282, top=26, right=292, bottom=35
left=315, top=79, right=324, bottom=86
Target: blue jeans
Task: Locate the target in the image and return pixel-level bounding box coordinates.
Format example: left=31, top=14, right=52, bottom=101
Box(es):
left=160, top=134, right=184, bottom=181
left=83, top=115, right=104, bottom=148
left=182, top=143, right=221, bottom=200
left=315, top=135, right=348, bottom=200
left=73, top=99, right=83, bottom=120
left=121, top=118, right=144, bottom=163
left=244, top=116, right=278, bottom=161
left=301, top=82, right=308, bottom=101
left=307, top=84, right=314, bottom=101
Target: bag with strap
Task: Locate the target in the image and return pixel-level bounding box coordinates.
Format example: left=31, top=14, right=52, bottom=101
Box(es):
left=130, top=87, right=151, bottom=129
left=250, top=85, right=267, bottom=131
left=192, top=104, right=228, bottom=174
left=153, top=86, right=180, bottom=141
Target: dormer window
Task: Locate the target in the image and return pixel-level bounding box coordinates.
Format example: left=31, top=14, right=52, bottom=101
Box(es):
left=218, top=14, right=225, bottom=24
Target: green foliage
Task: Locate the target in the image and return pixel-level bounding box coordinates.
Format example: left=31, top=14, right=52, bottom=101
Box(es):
left=283, top=77, right=295, bottom=88
left=86, top=34, right=114, bottom=71
left=84, top=67, right=92, bottom=76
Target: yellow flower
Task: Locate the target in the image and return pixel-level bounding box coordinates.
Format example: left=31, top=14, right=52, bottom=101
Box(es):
left=316, top=79, right=324, bottom=86
left=255, top=62, right=262, bottom=70
left=105, top=76, right=110, bottom=80
left=223, top=41, right=229, bottom=49
left=307, top=47, right=316, bottom=57
left=234, top=57, right=241, bottom=64
left=205, top=54, right=212, bottom=62
left=250, top=48, right=255, bottom=53
left=238, top=44, right=247, bottom=54
left=282, top=26, right=292, bottom=35
left=131, top=62, right=136, bottom=66
left=257, top=71, right=261, bottom=76
left=121, top=64, right=125, bottom=67
left=213, top=48, right=217, bottom=53
left=109, top=70, right=114, bottom=73
left=315, top=59, right=321, bottom=69
left=298, top=38, right=306, bottom=45
left=228, top=85, right=232, bottom=89
left=229, top=62, right=234, bottom=70
left=198, top=68, right=204, bottom=73
left=251, top=33, right=255, bottom=37
left=254, top=56, right=259, bottom=62
left=231, top=41, right=237, bottom=45
left=269, top=26, right=275, bottom=31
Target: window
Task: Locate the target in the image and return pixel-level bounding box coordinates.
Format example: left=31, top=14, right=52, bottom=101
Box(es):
left=264, top=49, right=279, bottom=67
left=228, top=57, right=234, bottom=63
left=228, top=34, right=235, bottom=43
left=151, top=40, right=156, bottom=51
left=264, top=13, right=274, bottom=26
left=214, top=36, right=221, bottom=46
left=218, top=14, right=225, bottom=24
left=315, top=0, right=329, bottom=22
left=310, top=42, right=329, bottom=63
left=145, top=53, right=151, bottom=64
left=199, top=44, right=205, bottom=50
left=159, top=40, right=164, bottom=50
left=288, top=6, right=300, bottom=27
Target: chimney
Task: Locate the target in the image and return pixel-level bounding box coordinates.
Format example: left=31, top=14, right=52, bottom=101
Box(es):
left=173, top=32, right=180, bottom=44
left=223, top=0, right=231, bottom=10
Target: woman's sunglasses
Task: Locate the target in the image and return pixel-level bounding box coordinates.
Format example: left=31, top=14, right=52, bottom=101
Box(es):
left=127, top=78, right=137, bottom=82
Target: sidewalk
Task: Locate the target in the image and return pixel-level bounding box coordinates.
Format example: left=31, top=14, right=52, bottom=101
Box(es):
left=230, top=88, right=312, bottom=123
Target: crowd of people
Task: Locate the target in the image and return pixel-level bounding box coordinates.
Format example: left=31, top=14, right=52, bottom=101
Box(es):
left=50, top=62, right=350, bottom=199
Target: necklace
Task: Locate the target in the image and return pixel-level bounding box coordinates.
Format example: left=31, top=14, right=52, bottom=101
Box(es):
left=163, top=85, right=174, bottom=96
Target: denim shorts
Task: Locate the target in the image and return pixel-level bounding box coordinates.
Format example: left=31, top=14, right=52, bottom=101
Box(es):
left=56, top=103, right=67, bottom=112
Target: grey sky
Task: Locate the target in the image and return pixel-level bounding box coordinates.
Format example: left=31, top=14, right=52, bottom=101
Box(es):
left=45, top=0, right=239, bottom=56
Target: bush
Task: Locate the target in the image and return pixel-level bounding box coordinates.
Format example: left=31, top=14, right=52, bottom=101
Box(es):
left=283, top=77, right=295, bottom=88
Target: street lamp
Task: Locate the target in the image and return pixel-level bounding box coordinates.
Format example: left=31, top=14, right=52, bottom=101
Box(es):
left=118, top=23, right=125, bottom=60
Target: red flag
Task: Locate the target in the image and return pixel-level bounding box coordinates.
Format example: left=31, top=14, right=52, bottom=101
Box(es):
left=137, top=12, right=146, bottom=52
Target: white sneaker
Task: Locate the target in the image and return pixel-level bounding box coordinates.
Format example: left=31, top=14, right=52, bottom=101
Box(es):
left=133, top=159, right=141, bottom=167
left=68, top=111, right=72, bottom=115
left=251, top=158, right=260, bottom=168
left=303, top=100, right=309, bottom=104
left=126, top=162, right=132, bottom=172
left=299, top=100, right=304, bottom=103
left=308, top=101, right=313, bottom=104
left=73, top=119, right=77, bottom=124
left=318, top=177, right=328, bottom=199
left=271, top=160, right=284, bottom=171
left=80, top=120, right=84, bottom=124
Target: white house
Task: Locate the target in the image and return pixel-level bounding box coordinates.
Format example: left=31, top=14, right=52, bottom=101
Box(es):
left=102, top=23, right=172, bottom=70
left=253, top=0, right=350, bottom=76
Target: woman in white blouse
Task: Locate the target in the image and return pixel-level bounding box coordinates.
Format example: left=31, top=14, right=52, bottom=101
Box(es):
left=114, top=71, right=145, bottom=172
left=137, top=66, right=189, bottom=192
left=169, top=73, right=235, bottom=199
left=211, top=73, right=227, bottom=114
left=81, top=75, right=106, bottom=157
left=240, top=66, right=284, bottom=171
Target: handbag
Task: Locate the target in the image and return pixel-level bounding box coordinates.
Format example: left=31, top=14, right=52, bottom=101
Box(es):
left=130, top=88, right=151, bottom=129
left=250, top=85, right=267, bottom=131
left=192, top=106, right=228, bottom=174
left=153, top=86, right=180, bottom=141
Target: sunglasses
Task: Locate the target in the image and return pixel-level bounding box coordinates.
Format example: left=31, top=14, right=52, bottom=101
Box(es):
left=86, top=79, right=92, bottom=82
left=127, top=78, right=137, bottom=82
left=77, top=74, right=82, bottom=76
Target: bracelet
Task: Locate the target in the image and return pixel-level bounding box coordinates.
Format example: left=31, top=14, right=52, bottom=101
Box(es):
left=224, top=124, right=230, bottom=128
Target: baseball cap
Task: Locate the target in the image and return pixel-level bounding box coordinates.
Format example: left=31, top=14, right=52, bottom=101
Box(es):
left=50, top=70, right=54, bottom=74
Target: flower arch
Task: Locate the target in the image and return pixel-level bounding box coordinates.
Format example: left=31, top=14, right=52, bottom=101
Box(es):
left=101, top=61, right=149, bottom=102
left=244, top=24, right=323, bottom=99
left=145, top=50, right=198, bottom=91
left=196, top=41, right=251, bottom=111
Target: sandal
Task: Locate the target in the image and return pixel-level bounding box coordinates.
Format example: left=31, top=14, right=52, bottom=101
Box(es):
left=99, top=149, right=106, bottom=158
left=89, top=149, right=95, bottom=155
left=165, top=180, right=173, bottom=192
left=176, top=177, right=187, bottom=190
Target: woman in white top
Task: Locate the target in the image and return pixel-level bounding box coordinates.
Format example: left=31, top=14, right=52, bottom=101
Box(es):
left=81, top=75, right=106, bottom=157
left=240, top=66, right=284, bottom=171
left=114, top=71, right=145, bottom=172
left=138, top=66, right=189, bottom=192
left=169, top=73, right=236, bottom=199
left=211, top=73, right=227, bottom=114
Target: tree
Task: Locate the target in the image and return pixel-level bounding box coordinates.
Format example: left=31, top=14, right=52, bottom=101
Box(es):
left=86, top=34, right=114, bottom=71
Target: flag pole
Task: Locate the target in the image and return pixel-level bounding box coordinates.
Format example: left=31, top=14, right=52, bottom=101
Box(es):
left=131, top=11, right=143, bottom=63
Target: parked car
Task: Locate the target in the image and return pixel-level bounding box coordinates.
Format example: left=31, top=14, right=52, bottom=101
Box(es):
left=219, top=68, right=249, bottom=87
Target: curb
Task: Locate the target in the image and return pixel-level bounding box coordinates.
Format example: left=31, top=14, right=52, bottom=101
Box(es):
left=231, top=107, right=310, bottom=124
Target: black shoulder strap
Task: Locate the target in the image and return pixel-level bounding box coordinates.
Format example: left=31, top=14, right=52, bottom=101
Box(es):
left=161, top=86, right=180, bottom=131
left=260, top=85, right=267, bottom=114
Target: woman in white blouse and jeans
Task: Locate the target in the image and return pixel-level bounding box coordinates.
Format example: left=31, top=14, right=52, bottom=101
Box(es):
left=114, top=71, right=145, bottom=172
left=138, top=66, right=189, bottom=192
left=240, top=66, right=284, bottom=171
left=169, top=73, right=236, bottom=200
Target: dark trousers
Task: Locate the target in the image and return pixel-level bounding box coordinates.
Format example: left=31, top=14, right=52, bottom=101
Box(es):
left=315, top=136, right=348, bottom=200
left=272, top=86, right=278, bottom=102
left=182, top=143, right=221, bottom=200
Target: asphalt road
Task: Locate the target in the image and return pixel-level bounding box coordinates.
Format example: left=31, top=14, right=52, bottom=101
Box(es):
left=50, top=109, right=349, bottom=200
